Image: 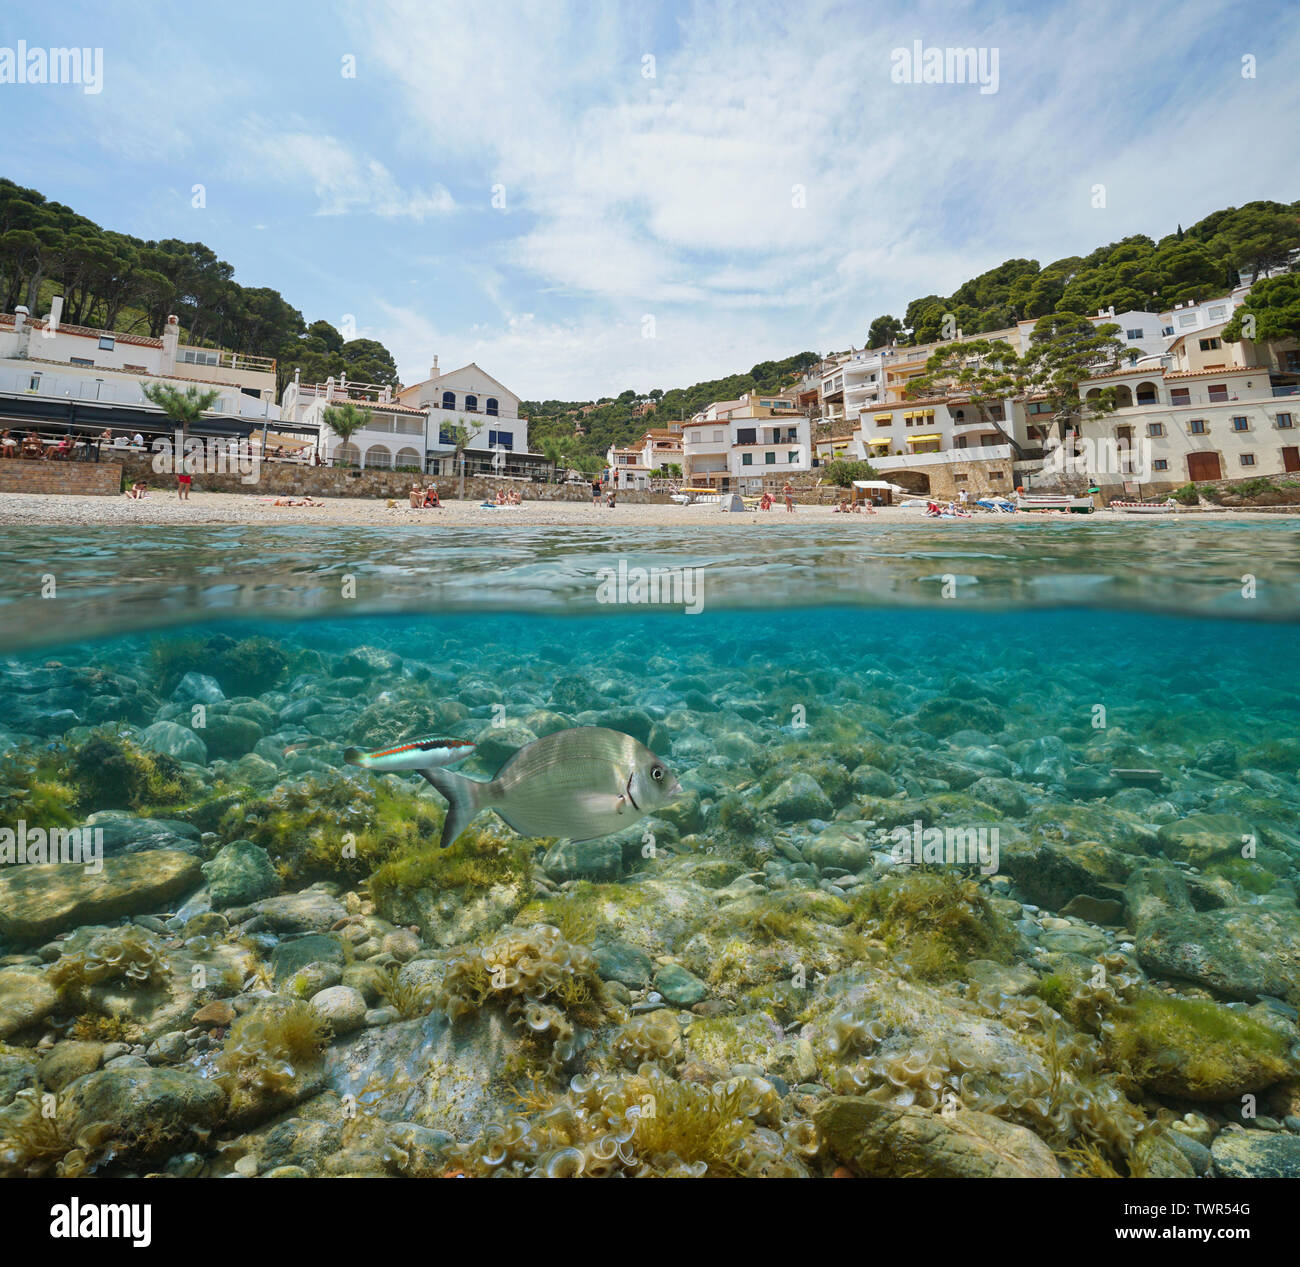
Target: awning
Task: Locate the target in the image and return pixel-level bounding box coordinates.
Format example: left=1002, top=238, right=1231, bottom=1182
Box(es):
left=908, top=433, right=941, bottom=443
left=867, top=437, right=890, bottom=446
left=873, top=412, right=893, bottom=422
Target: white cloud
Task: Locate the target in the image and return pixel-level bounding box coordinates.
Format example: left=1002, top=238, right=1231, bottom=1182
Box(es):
left=234, top=119, right=455, bottom=219
left=348, top=0, right=1300, bottom=396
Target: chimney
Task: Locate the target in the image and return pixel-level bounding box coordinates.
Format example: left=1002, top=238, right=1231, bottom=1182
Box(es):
left=13, top=305, right=30, bottom=358
left=161, top=315, right=179, bottom=372
left=40, top=295, right=64, bottom=340
left=430, top=355, right=439, bottom=379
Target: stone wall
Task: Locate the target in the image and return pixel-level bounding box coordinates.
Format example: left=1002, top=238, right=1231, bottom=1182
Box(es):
left=0, top=459, right=123, bottom=496
left=115, top=455, right=674, bottom=503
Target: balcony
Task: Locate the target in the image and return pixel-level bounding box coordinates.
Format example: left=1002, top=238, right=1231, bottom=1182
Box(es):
left=177, top=346, right=276, bottom=375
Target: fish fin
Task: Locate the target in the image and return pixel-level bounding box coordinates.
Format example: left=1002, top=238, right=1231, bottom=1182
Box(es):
left=419, top=768, right=492, bottom=848
left=343, top=746, right=365, bottom=766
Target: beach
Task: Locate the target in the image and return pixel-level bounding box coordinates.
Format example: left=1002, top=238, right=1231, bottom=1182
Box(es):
left=0, top=488, right=1281, bottom=529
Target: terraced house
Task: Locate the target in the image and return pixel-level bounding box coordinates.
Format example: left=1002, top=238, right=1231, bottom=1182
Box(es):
left=681, top=391, right=810, bottom=491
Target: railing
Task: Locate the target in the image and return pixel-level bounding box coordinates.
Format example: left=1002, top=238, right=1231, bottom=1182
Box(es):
left=177, top=346, right=276, bottom=374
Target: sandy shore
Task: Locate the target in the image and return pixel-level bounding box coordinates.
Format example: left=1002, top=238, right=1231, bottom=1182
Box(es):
left=0, top=489, right=1286, bottom=528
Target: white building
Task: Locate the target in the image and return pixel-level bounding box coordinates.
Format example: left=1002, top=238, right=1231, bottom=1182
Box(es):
left=606, top=425, right=683, bottom=488
left=682, top=393, right=811, bottom=490
left=0, top=299, right=279, bottom=422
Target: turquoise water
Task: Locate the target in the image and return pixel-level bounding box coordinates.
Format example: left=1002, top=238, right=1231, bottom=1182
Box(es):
left=1, top=529, right=1300, bottom=1177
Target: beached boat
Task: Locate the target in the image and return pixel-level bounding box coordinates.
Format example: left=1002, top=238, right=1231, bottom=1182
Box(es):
left=1016, top=493, right=1095, bottom=513
left=670, top=487, right=724, bottom=506
left=1110, top=501, right=1175, bottom=515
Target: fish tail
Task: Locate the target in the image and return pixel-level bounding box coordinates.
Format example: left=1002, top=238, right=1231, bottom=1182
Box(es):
left=419, top=767, right=493, bottom=849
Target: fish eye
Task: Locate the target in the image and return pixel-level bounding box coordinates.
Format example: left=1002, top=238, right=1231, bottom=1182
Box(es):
left=651, top=766, right=664, bottom=781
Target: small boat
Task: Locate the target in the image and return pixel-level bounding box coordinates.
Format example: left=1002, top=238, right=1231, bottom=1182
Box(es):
left=671, top=487, right=724, bottom=506
left=1017, top=493, right=1095, bottom=513
left=1110, top=501, right=1175, bottom=515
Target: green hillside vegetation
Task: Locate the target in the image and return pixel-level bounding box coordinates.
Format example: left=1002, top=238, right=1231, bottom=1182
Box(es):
left=522, top=353, right=820, bottom=462
left=869, top=199, right=1300, bottom=347
left=0, top=178, right=397, bottom=393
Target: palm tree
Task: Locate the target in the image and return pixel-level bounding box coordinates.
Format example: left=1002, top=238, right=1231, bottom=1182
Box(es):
left=321, top=402, right=371, bottom=466
left=442, top=422, right=472, bottom=498
left=538, top=435, right=566, bottom=482
left=140, top=381, right=221, bottom=450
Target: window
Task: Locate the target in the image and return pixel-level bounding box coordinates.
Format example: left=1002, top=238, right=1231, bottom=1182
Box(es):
left=179, top=348, right=219, bottom=366
left=1199, top=337, right=1221, bottom=352
left=1153, top=459, right=1169, bottom=471
left=736, top=427, right=756, bottom=445
left=487, top=430, right=513, bottom=451
left=1147, top=422, right=1165, bottom=437
left=465, top=395, right=478, bottom=412
left=1126, top=329, right=1144, bottom=341
left=1240, top=453, right=1256, bottom=466
left=954, top=474, right=968, bottom=483
left=1231, top=416, right=1249, bottom=431
left=712, top=430, right=723, bottom=443
left=988, top=404, right=1005, bottom=421
left=1170, top=387, right=1190, bottom=405
left=1207, top=384, right=1228, bottom=402
left=1208, top=304, right=1228, bottom=319
left=1276, top=413, right=1294, bottom=429
left=988, top=471, right=1003, bottom=480
left=788, top=451, right=799, bottom=463
left=876, top=416, right=891, bottom=427
left=98, top=336, right=115, bottom=350
left=28, top=373, right=40, bottom=390
left=764, top=452, right=776, bottom=464
left=1162, top=326, right=1174, bottom=337
left=438, top=426, right=456, bottom=444
left=1178, top=313, right=1197, bottom=327
left=441, top=390, right=455, bottom=410
left=70, top=357, right=93, bottom=367
left=1188, top=419, right=1207, bottom=434
left=741, top=452, right=753, bottom=466
left=1027, top=401, right=1052, bottom=415
left=486, top=398, right=499, bottom=417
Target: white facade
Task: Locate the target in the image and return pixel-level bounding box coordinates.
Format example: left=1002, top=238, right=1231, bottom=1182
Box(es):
left=0, top=300, right=279, bottom=420
left=683, top=412, right=811, bottom=488
left=396, top=359, right=528, bottom=471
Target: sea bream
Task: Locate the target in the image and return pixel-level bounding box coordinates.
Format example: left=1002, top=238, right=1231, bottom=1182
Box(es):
left=344, top=735, right=477, bottom=773
left=350, top=726, right=680, bottom=849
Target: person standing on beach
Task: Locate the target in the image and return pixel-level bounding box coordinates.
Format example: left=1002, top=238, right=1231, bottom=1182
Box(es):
left=591, top=478, right=602, bottom=506
left=176, top=458, right=192, bottom=501
left=783, top=482, right=795, bottom=513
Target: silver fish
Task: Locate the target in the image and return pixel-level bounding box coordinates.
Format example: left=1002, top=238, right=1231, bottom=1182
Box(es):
left=344, top=735, right=477, bottom=774
left=417, top=725, right=680, bottom=848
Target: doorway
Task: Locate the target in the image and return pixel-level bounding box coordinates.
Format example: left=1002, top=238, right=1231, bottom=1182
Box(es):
left=1186, top=452, right=1222, bottom=481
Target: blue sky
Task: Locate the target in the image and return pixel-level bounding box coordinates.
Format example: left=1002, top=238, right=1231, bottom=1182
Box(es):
left=4, top=0, right=1298, bottom=399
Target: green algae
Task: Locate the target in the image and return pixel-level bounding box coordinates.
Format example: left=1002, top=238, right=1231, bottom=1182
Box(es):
left=852, top=871, right=1018, bottom=981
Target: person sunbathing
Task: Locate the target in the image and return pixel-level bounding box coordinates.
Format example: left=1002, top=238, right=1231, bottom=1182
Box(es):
left=126, top=482, right=149, bottom=499
left=423, top=485, right=441, bottom=508
left=0, top=430, right=15, bottom=457
left=409, top=484, right=423, bottom=508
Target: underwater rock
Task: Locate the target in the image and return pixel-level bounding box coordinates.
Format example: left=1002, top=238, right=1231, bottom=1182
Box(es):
left=761, top=774, right=832, bottom=823
left=325, top=1007, right=522, bottom=1139
left=542, top=840, right=623, bottom=884
left=1210, top=1131, right=1300, bottom=1178
left=0, top=968, right=59, bottom=1039
left=333, top=646, right=403, bottom=679
left=1000, top=839, right=1135, bottom=911
left=197, top=713, right=264, bottom=760
left=56, top=1065, right=227, bottom=1156
left=655, top=963, right=709, bottom=1007
left=84, top=811, right=202, bottom=857
left=1059, top=894, right=1126, bottom=925
left=139, top=720, right=208, bottom=766
left=1157, top=813, right=1256, bottom=867
left=39, top=1041, right=105, bottom=1092
left=271, top=935, right=346, bottom=982
left=1193, top=740, right=1239, bottom=775
left=816, top=1096, right=1061, bottom=1178
left=0, top=1051, right=39, bottom=1106
left=0, top=851, right=202, bottom=944
left=172, top=672, right=225, bottom=704
left=806, top=825, right=873, bottom=874
left=1136, top=905, right=1300, bottom=1002
left=310, top=985, right=367, bottom=1034
left=250, top=890, right=348, bottom=935
left=593, top=941, right=653, bottom=988
left=1063, top=767, right=1123, bottom=799
left=202, top=840, right=279, bottom=908
left=473, top=720, right=538, bottom=770
left=967, top=776, right=1029, bottom=816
